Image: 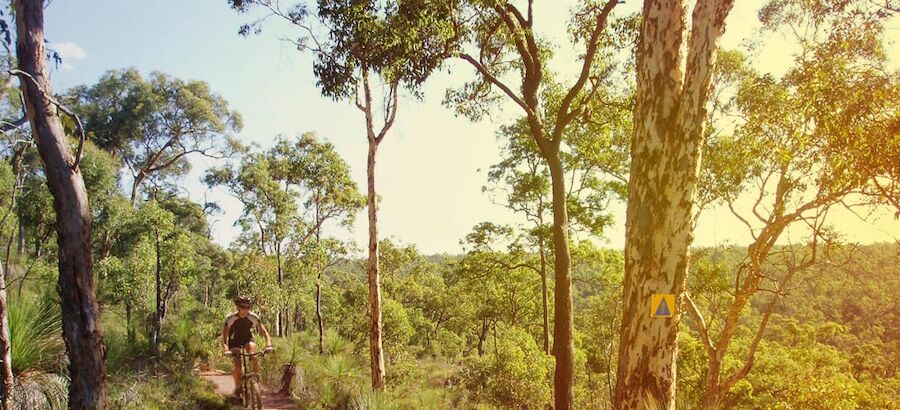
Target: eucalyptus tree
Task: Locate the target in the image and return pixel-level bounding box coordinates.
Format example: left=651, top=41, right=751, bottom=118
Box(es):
left=65, top=68, right=242, bottom=204
left=226, top=0, right=455, bottom=388
left=685, top=2, right=900, bottom=408
left=13, top=0, right=108, bottom=406
left=207, top=133, right=363, bottom=336
left=205, top=144, right=296, bottom=335
left=612, top=0, right=736, bottom=407
left=443, top=0, right=626, bottom=406
left=453, top=222, right=544, bottom=356
left=268, top=133, right=364, bottom=344
left=484, top=93, right=630, bottom=354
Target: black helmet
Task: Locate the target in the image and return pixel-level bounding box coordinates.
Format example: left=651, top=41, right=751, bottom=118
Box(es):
left=234, top=296, right=252, bottom=307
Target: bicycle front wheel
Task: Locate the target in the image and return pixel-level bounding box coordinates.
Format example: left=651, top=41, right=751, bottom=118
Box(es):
left=249, top=379, right=262, bottom=410
left=240, top=382, right=252, bottom=408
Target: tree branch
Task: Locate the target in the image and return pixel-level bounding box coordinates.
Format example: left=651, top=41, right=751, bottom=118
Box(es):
left=9, top=68, right=87, bottom=170
left=459, top=53, right=534, bottom=117
left=685, top=293, right=716, bottom=356
left=553, top=0, right=618, bottom=141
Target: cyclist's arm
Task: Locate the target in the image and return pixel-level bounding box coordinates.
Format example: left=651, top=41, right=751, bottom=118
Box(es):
left=221, top=323, right=230, bottom=351
left=257, top=321, right=273, bottom=348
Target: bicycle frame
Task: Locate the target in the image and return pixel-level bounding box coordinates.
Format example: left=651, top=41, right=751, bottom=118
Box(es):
left=238, top=350, right=264, bottom=377
left=228, top=348, right=267, bottom=409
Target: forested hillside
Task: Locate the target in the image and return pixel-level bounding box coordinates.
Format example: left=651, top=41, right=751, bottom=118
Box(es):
left=0, top=0, right=896, bottom=409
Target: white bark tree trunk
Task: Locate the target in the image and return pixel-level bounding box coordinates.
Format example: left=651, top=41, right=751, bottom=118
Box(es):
left=614, top=0, right=734, bottom=408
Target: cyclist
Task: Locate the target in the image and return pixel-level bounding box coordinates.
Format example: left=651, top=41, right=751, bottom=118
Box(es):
left=222, top=296, right=274, bottom=397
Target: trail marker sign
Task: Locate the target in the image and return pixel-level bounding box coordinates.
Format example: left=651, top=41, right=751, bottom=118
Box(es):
left=651, top=294, right=675, bottom=318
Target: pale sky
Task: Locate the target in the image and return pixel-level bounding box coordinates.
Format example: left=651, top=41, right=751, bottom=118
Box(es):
left=43, top=1, right=899, bottom=255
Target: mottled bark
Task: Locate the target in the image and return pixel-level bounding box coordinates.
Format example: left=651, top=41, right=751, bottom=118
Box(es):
left=14, top=0, right=109, bottom=407
left=358, top=69, right=394, bottom=390
left=614, top=0, right=734, bottom=409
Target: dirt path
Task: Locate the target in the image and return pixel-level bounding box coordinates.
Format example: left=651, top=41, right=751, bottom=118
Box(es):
left=200, top=371, right=297, bottom=409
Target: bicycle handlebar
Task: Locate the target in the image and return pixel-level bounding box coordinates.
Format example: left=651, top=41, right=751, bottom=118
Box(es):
left=224, top=349, right=272, bottom=358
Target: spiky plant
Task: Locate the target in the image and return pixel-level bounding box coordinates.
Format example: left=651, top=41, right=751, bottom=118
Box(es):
left=9, top=292, right=64, bottom=374
left=10, top=371, right=68, bottom=409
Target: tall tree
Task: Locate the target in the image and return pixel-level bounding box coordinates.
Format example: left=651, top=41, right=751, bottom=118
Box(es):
left=484, top=102, right=630, bottom=354
left=227, top=0, right=455, bottom=388
left=205, top=144, right=296, bottom=335
left=614, top=0, right=735, bottom=408
left=13, top=0, right=108, bottom=407
left=0, top=34, right=27, bottom=404
left=268, top=133, right=363, bottom=351
left=686, top=2, right=900, bottom=407
left=446, top=1, right=623, bottom=406
left=66, top=68, right=242, bottom=204
left=454, top=222, right=545, bottom=356
left=0, top=159, right=21, bottom=410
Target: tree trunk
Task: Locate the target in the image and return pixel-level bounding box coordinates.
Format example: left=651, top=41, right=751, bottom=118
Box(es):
left=613, top=1, right=733, bottom=409
left=294, top=303, right=304, bottom=332
left=16, top=220, right=24, bottom=255
left=276, top=243, right=284, bottom=337
left=129, top=171, right=145, bottom=205
left=125, top=303, right=134, bottom=344
left=700, top=358, right=724, bottom=410
left=0, top=265, right=12, bottom=410
left=0, top=167, right=20, bottom=409
left=98, top=229, right=111, bottom=260
left=15, top=1, right=109, bottom=407
left=546, top=152, right=574, bottom=410
left=477, top=318, right=488, bottom=356
left=152, top=229, right=161, bottom=355
left=366, top=138, right=386, bottom=389
left=316, top=272, right=324, bottom=355
left=539, top=240, right=550, bottom=355
left=278, top=363, right=298, bottom=396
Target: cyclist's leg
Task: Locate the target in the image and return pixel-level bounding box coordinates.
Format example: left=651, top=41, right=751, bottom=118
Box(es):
left=246, top=341, right=260, bottom=374
left=228, top=339, right=243, bottom=393
left=230, top=349, right=242, bottom=394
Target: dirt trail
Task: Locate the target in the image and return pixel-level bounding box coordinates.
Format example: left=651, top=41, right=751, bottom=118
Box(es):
left=200, top=371, right=297, bottom=409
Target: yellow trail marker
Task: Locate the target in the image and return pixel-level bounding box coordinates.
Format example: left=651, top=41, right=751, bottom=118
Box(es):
left=651, top=294, right=675, bottom=318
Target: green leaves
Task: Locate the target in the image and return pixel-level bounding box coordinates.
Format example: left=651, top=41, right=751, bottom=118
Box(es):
left=66, top=68, right=241, bottom=200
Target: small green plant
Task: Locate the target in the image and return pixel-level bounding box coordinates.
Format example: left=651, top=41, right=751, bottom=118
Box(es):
left=9, top=292, right=64, bottom=374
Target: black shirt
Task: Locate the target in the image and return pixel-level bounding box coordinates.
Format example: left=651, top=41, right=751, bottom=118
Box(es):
left=224, top=312, right=261, bottom=348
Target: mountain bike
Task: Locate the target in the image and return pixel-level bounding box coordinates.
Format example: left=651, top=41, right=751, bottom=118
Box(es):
left=226, top=347, right=269, bottom=410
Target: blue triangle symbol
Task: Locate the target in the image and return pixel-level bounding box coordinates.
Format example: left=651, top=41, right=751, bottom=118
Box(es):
left=655, top=298, right=671, bottom=316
